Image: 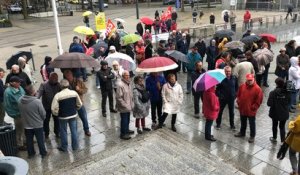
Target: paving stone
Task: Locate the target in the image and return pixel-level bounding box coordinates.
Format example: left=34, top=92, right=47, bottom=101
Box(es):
left=250, top=162, right=284, bottom=175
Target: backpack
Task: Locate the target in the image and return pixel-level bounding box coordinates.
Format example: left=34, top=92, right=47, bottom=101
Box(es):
left=135, top=88, right=150, bottom=103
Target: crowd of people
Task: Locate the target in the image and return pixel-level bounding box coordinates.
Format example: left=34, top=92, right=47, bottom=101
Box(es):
left=1, top=9, right=300, bottom=175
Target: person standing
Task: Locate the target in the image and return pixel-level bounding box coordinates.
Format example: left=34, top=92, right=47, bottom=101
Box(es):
left=191, top=61, right=206, bottom=118
left=275, top=48, right=290, bottom=80
left=154, top=17, right=161, bottom=35
left=267, top=78, right=289, bottom=143
left=235, top=74, right=263, bottom=143
left=69, top=36, right=87, bottom=82
left=83, top=16, right=89, bottom=27
left=40, top=56, right=54, bottom=82
left=4, top=76, right=26, bottom=150
left=157, top=74, right=183, bottom=132
left=206, top=39, right=218, bottom=70
left=177, top=33, right=189, bottom=72
left=51, top=79, right=82, bottom=152
left=136, top=22, right=144, bottom=36
left=216, top=66, right=238, bottom=130
left=0, top=68, right=5, bottom=126
left=192, top=9, right=198, bottom=24
left=223, top=11, right=229, bottom=29
left=18, top=85, right=47, bottom=158
left=171, top=9, right=178, bottom=22
left=5, top=65, right=31, bottom=89
left=285, top=40, right=296, bottom=58
left=209, top=13, right=215, bottom=24
left=146, top=72, right=166, bottom=127
left=37, top=72, right=61, bottom=138
left=64, top=70, right=91, bottom=136
left=133, top=76, right=151, bottom=134
left=285, top=4, right=293, bottom=19
left=111, top=61, right=124, bottom=91
left=186, top=46, right=202, bottom=94
left=243, top=10, right=251, bottom=30
left=215, top=52, right=230, bottom=69
left=116, top=71, right=134, bottom=140
left=288, top=56, right=300, bottom=113
left=233, top=57, right=255, bottom=86
left=194, top=38, right=206, bottom=59
left=154, top=10, right=159, bottom=19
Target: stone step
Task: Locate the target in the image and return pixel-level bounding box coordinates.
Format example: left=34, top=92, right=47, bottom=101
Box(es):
left=47, top=129, right=239, bottom=175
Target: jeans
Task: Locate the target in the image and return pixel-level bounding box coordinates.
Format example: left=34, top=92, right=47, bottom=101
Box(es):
left=193, top=92, right=202, bottom=114
left=101, top=90, right=114, bottom=114
left=216, top=99, right=235, bottom=127
left=77, top=105, right=90, bottom=132
left=289, top=148, right=300, bottom=174
left=120, top=112, right=130, bottom=137
left=290, top=89, right=299, bottom=109
left=286, top=12, right=293, bottom=19
left=244, top=22, right=250, bottom=30
left=159, top=113, right=177, bottom=127
left=263, top=63, right=270, bottom=85
left=44, top=109, right=60, bottom=137
left=25, top=128, right=47, bottom=156
left=14, top=117, right=25, bottom=147
left=151, top=100, right=162, bottom=124
left=205, top=119, right=213, bottom=139
left=59, top=118, right=78, bottom=151
left=186, top=71, right=192, bottom=93
left=240, top=115, right=256, bottom=137
left=0, top=102, right=5, bottom=125
left=272, top=119, right=286, bottom=142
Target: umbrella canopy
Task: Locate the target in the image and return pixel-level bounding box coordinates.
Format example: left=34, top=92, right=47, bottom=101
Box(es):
left=214, top=29, right=235, bottom=38
left=105, top=52, right=136, bottom=71
left=224, top=41, right=245, bottom=49
left=117, top=30, right=128, bottom=38
left=49, top=53, right=100, bottom=68
left=140, top=17, right=154, bottom=25
left=92, top=41, right=108, bottom=58
left=229, top=48, right=243, bottom=58
left=221, top=10, right=230, bottom=18
left=193, top=69, right=226, bottom=92
left=165, top=50, right=189, bottom=63
left=122, top=34, right=141, bottom=45
left=114, top=18, right=125, bottom=23
left=240, top=35, right=261, bottom=44
left=136, top=56, right=178, bottom=73
left=253, top=48, right=274, bottom=65
left=73, top=26, right=95, bottom=35
left=259, top=33, right=277, bottom=43
left=82, top=11, right=92, bottom=16
left=6, top=51, right=33, bottom=69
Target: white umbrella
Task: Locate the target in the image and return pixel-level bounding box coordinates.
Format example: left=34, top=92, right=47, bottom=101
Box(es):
left=221, top=10, right=230, bottom=18
left=105, top=52, right=136, bottom=71
left=114, top=18, right=126, bottom=23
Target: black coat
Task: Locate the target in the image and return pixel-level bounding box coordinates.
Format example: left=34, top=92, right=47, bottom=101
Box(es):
left=5, top=72, right=31, bottom=88
left=97, top=67, right=115, bottom=91
left=216, top=75, right=238, bottom=101
left=247, top=58, right=259, bottom=74
left=136, top=23, right=144, bottom=36
left=195, top=41, right=206, bottom=58
left=267, top=88, right=290, bottom=121
left=285, top=45, right=295, bottom=58
left=145, top=44, right=153, bottom=59
left=171, top=12, right=177, bottom=21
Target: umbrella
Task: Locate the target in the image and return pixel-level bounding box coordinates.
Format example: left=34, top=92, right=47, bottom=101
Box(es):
left=193, top=69, right=226, bottom=92
left=114, top=18, right=125, bottom=23
left=253, top=48, right=274, bottom=65
left=229, top=48, right=243, bottom=58
left=73, top=26, right=95, bottom=35
left=165, top=50, right=189, bottom=63
left=259, top=33, right=277, bottom=43
left=140, top=17, right=154, bottom=25
left=122, top=34, right=141, bottom=45
left=105, top=52, right=136, bottom=71
left=6, top=51, right=33, bottom=69
left=240, top=35, right=261, bottom=44
left=117, top=30, right=128, bottom=38
left=214, top=29, right=235, bottom=38
left=224, top=41, right=245, bottom=49
left=49, top=53, right=100, bottom=68
left=136, top=56, right=178, bottom=73
left=82, top=11, right=92, bottom=16
left=221, top=10, right=230, bottom=18
left=92, top=41, right=108, bottom=58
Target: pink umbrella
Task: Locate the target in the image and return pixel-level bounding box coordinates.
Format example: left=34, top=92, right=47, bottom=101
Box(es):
left=136, top=56, right=178, bottom=73
left=193, top=69, right=226, bottom=91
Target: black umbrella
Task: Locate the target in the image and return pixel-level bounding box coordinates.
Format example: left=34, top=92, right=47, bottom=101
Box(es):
left=49, top=53, right=100, bottom=68
left=165, top=50, right=189, bottom=63
left=92, top=41, right=108, bottom=58
left=6, top=51, right=33, bottom=69
left=240, top=35, right=261, bottom=45
left=229, top=48, right=243, bottom=58
left=277, top=132, right=291, bottom=160
left=214, top=29, right=235, bottom=38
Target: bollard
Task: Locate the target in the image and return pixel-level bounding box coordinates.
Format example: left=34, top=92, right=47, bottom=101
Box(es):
left=273, top=16, right=275, bottom=26
left=280, top=16, right=282, bottom=25
left=266, top=17, right=269, bottom=28
left=204, top=27, right=207, bottom=38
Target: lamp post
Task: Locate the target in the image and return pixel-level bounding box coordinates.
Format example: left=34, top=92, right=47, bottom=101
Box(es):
left=136, top=0, right=139, bottom=19
left=50, top=0, right=63, bottom=55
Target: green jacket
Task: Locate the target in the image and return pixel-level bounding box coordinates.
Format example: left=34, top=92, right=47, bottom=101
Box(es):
left=4, top=86, right=25, bottom=118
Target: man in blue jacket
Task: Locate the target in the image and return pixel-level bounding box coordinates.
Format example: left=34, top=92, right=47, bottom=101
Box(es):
left=186, top=46, right=202, bottom=94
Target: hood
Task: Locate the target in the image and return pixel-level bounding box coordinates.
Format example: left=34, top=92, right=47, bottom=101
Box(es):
left=274, top=88, right=286, bottom=96
left=290, top=56, right=298, bottom=67
left=20, top=95, right=37, bottom=104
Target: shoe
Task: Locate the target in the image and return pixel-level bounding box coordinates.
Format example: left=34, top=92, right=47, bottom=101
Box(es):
left=171, top=125, right=177, bottom=132
left=96, top=86, right=100, bottom=89
left=137, top=129, right=143, bottom=134
left=120, top=135, right=131, bottom=140
left=28, top=153, right=36, bottom=159
left=151, top=122, right=157, bottom=128
left=248, top=137, right=255, bottom=143
left=234, top=132, right=245, bottom=137
left=230, top=126, right=236, bottom=131
left=205, top=136, right=217, bottom=141
left=269, top=137, right=277, bottom=143
left=185, top=91, right=191, bottom=94
left=85, top=131, right=91, bottom=137
left=154, top=125, right=162, bottom=130
left=128, top=130, right=134, bottom=134
left=194, top=113, right=200, bottom=119
left=41, top=152, right=48, bottom=159
left=18, top=146, right=27, bottom=151
left=263, top=83, right=269, bottom=87
left=110, top=109, right=118, bottom=113
left=57, top=147, right=67, bottom=152
left=143, top=127, right=151, bottom=132
left=102, top=113, right=107, bottom=117
left=216, top=125, right=221, bottom=130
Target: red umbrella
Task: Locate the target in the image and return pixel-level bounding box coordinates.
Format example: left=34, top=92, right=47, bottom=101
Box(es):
left=259, top=33, right=277, bottom=43
left=140, top=17, right=154, bottom=25
left=136, top=57, right=178, bottom=73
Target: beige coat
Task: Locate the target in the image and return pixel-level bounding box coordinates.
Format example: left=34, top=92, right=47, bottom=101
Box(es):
left=162, top=82, right=183, bottom=114
left=116, top=79, right=134, bottom=113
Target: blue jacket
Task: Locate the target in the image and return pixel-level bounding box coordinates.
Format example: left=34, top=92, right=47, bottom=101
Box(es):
left=216, top=75, right=238, bottom=101
left=186, top=52, right=202, bottom=72
left=146, top=75, right=166, bottom=102
left=69, top=43, right=84, bottom=53
left=4, top=86, right=25, bottom=118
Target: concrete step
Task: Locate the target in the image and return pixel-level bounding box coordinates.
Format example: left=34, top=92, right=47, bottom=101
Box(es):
left=47, top=129, right=239, bottom=175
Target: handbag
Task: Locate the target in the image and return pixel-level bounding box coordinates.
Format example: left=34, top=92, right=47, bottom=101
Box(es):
left=286, top=80, right=296, bottom=92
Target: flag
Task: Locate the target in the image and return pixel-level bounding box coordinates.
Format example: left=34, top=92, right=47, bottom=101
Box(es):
left=95, top=12, right=106, bottom=31
left=161, top=6, right=172, bottom=21
left=105, top=19, right=116, bottom=38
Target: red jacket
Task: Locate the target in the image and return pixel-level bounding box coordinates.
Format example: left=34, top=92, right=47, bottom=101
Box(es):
left=237, top=82, right=263, bottom=116
left=243, top=11, right=251, bottom=23
left=203, top=87, right=220, bottom=120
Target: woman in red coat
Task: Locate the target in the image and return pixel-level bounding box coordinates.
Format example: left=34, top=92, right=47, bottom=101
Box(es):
left=203, top=86, right=220, bottom=141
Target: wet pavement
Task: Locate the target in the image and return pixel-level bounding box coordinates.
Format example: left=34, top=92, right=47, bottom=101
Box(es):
left=1, top=5, right=300, bottom=175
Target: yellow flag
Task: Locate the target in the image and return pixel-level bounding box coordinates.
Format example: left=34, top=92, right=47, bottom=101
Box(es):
left=95, top=12, right=106, bottom=31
